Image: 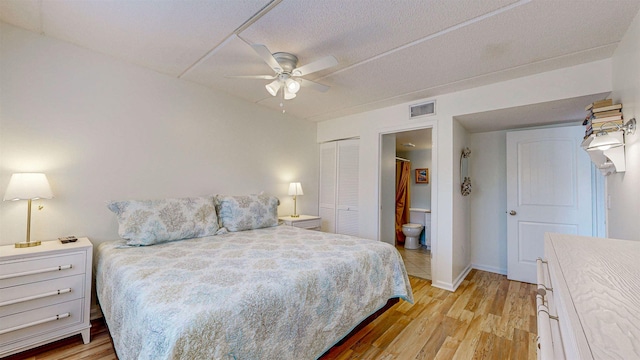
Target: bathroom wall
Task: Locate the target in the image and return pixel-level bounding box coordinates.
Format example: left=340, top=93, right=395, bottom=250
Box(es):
left=397, top=149, right=432, bottom=210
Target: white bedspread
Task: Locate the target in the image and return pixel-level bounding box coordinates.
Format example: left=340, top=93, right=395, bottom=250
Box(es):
left=96, top=225, right=413, bottom=359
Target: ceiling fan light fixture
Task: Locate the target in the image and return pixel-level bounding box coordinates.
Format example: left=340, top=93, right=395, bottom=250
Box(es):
left=284, top=88, right=297, bottom=100
left=265, top=80, right=281, bottom=96
left=285, top=78, right=301, bottom=94
left=237, top=44, right=338, bottom=101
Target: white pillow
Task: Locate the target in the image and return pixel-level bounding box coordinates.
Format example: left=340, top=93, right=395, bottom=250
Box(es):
left=107, top=196, right=219, bottom=246
left=216, top=194, right=279, bottom=232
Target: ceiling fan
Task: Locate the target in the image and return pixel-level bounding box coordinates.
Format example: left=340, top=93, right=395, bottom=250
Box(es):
left=229, top=44, right=338, bottom=100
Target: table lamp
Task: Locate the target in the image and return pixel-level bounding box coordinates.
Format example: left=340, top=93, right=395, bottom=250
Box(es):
left=288, top=182, right=303, bottom=218
left=3, top=173, right=54, bottom=248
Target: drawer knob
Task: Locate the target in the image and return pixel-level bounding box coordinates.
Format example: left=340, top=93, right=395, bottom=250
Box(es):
left=536, top=288, right=547, bottom=297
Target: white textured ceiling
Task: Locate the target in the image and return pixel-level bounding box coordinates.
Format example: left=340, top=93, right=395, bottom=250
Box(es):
left=395, top=129, right=433, bottom=152
left=1, top=0, right=639, bottom=126
left=456, top=93, right=611, bottom=133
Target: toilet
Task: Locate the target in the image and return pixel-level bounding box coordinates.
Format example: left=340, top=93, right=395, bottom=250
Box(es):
left=402, top=208, right=430, bottom=250
left=402, top=223, right=423, bottom=250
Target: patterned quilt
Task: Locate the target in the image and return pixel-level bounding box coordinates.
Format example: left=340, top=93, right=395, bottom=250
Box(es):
left=96, top=225, right=413, bottom=360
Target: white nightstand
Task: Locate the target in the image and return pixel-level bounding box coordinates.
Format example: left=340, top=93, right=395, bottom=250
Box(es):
left=279, top=215, right=322, bottom=230
left=0, top=237, right=93, bottom=357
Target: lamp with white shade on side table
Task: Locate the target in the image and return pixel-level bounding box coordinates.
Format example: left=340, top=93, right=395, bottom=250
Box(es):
left=3, top=173, right=54, bottom=248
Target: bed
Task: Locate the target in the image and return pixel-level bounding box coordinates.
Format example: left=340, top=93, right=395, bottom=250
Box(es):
left=96, top=216, right=413, bottom=359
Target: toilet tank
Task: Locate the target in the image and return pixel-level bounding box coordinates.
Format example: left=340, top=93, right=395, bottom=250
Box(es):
left=409, top=208, right=431, bottom=248
left=409, top=208, right=429, bottom=225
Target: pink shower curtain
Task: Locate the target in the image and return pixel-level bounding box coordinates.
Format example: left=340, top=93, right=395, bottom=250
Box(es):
left=395, top=161, right=411, bottom=244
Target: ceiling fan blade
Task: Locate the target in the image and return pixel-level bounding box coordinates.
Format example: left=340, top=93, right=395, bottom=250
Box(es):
left=251, top=44, right=282, bottom=73
left=300, top=78, right=330, bottom=93
left=225, top=75, right=277, bottom=80
left=293, top=56, right=338, bottom=76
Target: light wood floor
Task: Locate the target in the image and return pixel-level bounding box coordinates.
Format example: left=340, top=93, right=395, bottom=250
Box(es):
left=396, top=245, right=431, bottom=280
left=6, top=270, right=537, bottom=360
left=3, top=318, right=117, bottom=360
left=321, top=270, right=538, bottom=359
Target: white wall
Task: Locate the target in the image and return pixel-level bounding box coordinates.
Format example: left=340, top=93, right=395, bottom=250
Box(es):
left=0, top=23, right=319, bottom=247
left=609, top=10, right=640, bottom=241
left=318, top=59, right=612, bottom=290
left=396, top=149, right=432, bottom=210
left=452, top=119, right=471, bottom=282
left=380, top=134, right=396, bottom=245
left=468, top=130, right=508, bottom=274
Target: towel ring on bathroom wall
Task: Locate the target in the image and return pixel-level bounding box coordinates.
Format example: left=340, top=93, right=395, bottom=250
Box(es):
left=460, top=147, right=471, bottom=196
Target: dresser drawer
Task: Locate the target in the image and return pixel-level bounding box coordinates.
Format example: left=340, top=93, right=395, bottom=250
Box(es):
left=0, top=252, right=86, bottom=288
left=0, top=274, right=85, bottom=317
left=0, top=298, right=84, bottom=345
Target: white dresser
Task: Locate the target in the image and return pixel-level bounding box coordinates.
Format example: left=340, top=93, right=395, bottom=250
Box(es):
left=0, top=238, right=93, bottom=357
left=537, top=233, right=640, bottom=359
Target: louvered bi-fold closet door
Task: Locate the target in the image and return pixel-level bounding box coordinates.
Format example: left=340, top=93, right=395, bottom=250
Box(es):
left=318, top=139, right=359, bottom=235
left=319, top=142, right=337, bottom=233
left=336, top=140, right=359, bottom=236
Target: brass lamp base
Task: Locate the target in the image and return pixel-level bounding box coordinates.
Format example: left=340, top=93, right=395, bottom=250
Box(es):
left=15, top=198, right=43, bottom=248
left=15, top=240, right=42, bottom=248
left=291, top=195, right=300, bottom=218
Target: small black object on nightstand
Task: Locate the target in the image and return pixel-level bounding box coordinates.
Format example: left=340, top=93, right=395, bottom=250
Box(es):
left=59, top=236, right=78, bottom=244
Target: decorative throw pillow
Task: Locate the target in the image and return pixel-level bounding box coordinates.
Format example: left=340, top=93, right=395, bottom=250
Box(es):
left=107, top=196, right=219, bottom=246
left=216, top=194, right=280, bottom=232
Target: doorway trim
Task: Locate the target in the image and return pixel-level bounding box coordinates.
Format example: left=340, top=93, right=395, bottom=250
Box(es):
left=377, top=120, right=438, bottom=281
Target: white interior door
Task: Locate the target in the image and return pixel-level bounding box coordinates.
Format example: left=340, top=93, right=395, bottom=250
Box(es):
left=507, top=126, right=592, bottom=283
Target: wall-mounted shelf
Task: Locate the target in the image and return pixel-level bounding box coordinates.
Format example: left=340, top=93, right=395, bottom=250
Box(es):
left=581, top=131, right=625, bottom=175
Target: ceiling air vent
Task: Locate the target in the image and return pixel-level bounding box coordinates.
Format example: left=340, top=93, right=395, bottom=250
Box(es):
left=409, top=100, right=435, bottom=118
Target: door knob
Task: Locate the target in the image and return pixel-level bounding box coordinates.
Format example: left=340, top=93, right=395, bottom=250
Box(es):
left=509, top=210, right=517, bottom=216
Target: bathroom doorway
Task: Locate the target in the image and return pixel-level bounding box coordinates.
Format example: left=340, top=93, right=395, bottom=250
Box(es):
left=381, top=128, right=433, bottom=280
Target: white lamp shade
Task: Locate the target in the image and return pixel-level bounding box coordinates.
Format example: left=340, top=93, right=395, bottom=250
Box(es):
left=587, top=132, right=624, bottom=151
left=284, top=88, right=297, bottom=100
left=3, top=173, right=54, bottom=201
left=285, top=78, right=301, bottom=94
left=288, top=182, right=303, bottom=196
left=265, top=80, right=281, bottom=96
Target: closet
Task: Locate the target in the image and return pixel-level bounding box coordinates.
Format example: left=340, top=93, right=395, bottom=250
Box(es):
left=319, top=139, right=359, bottom=235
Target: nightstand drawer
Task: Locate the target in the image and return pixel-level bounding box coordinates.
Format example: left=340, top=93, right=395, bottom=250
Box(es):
left=291, top=219, right=321, bottom=229
left=279, top=216, right=322, bottom=230
left=0, top=252, right=86, bottom=288
left=0, top=274, right=85, bottom=317
left=0, top=298, right=84, bottom=345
